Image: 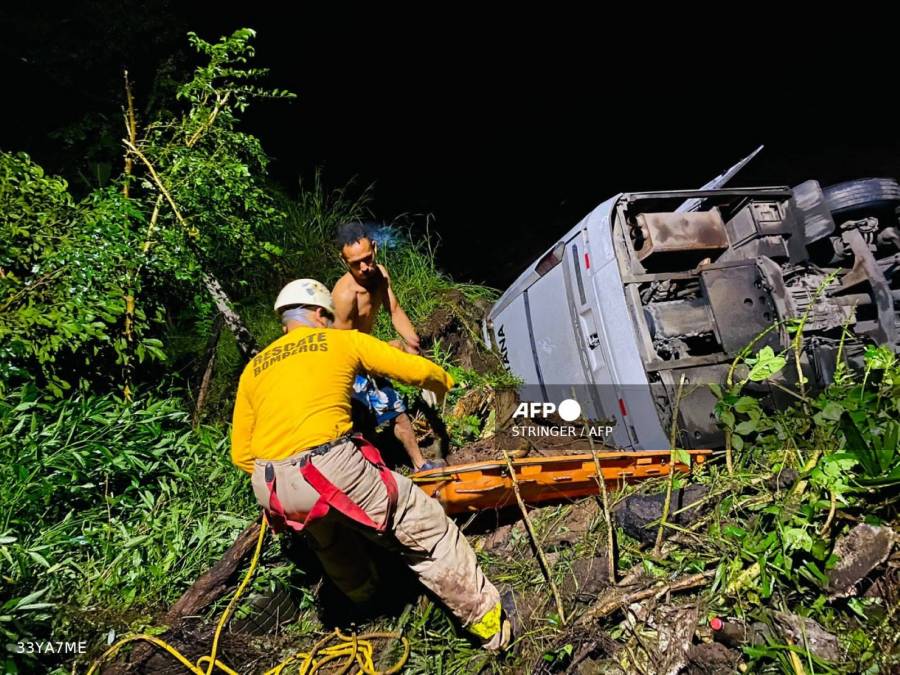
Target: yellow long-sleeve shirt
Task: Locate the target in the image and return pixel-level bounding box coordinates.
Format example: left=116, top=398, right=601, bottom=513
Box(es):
left=230, top=327, right=454, bottom=473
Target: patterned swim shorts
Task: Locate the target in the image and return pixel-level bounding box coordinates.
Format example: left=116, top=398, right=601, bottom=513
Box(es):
left=352, top=375, right=406, bottom=426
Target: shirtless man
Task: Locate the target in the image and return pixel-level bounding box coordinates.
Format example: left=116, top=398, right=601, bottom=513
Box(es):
left=331, top=222, right=444, bottom=471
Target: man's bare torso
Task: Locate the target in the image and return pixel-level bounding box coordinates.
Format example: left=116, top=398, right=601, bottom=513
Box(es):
left=332, top=270, right=387, bottom=334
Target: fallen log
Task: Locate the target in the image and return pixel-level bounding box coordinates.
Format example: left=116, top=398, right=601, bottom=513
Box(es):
left=577, top=569, right=715, bottom=625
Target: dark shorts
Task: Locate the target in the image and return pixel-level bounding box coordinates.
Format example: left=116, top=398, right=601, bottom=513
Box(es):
left=352, top=375, right=406, bottom=426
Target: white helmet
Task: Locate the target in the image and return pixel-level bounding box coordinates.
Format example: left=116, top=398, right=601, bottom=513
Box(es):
left=274, top=279, right=336, bottom=315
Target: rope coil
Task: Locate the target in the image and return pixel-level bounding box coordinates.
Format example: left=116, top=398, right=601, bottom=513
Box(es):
left=86, top=517, right=409, bottom=675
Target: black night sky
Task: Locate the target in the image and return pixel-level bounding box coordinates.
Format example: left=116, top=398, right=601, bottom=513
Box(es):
left=4, top=4, right=899, bottom=287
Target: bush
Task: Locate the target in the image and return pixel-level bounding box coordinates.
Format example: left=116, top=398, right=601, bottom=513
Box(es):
left=0, top=387, right=255, bottom=668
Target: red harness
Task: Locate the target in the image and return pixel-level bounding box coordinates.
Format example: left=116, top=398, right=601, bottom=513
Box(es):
left=264, top=434, right=398, bottom=534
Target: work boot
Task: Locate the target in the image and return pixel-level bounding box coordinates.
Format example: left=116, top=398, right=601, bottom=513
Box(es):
left=484, top=590, right=518, bottom=652
left=484, top=618, right=512, bottom=652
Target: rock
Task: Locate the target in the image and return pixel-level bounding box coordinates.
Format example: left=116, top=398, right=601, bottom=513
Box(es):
left=543, top=500, right=599, bottom=549
left=613, top=485, right=710, bottom=545
left=772, top=612, right=840, bottom=662
left=826, top=524, right=895, bottom=599
left=765, top=467, right=799, bottom=492
left=481, top=523, right=513, bottom=552
left=685, top=642, right=742, bottom=675
left=711, top=619, right=770, bottom=650
left=561, top=555, right=611, bottom=602
left=863, top=556, right=899, bottom=609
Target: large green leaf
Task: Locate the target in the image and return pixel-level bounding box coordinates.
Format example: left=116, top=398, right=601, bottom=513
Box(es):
left=747, top=346, right=787, bottom=382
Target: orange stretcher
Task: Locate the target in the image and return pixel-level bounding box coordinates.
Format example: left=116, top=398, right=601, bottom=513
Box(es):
left=411, top=449, right=711, bottom=514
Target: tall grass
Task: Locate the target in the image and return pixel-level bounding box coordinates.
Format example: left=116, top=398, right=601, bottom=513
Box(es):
left=185, top=181, right=500, bottom=426
left=375, top=229, right=497, bottom=336
left=265, top=178, right=497, bottom=336
left=0, top=387, right=257, bottom=669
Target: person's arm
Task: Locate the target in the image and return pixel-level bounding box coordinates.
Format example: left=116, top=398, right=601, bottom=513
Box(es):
left=331, top=282, right=358, bottom=330
left=351, top=330, right=453, bottom=394
left=231, top=375, right=256, bottom=474
left=378, top=264, right=420, bottom=353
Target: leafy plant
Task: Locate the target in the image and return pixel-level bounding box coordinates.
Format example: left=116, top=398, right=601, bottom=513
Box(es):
left=0, top=386, right=257, bottom=666
left=1, top=29, right=299, bottom=397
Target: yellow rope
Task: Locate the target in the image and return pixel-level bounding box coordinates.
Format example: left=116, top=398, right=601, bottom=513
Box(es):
left=85, top=517, right=409, bottom=675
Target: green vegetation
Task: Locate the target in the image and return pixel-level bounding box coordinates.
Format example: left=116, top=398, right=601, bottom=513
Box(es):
left=1, top=24, right=897, bottom=675
left=0, top=26, right=505, bottom=674
left=0, top=387, right=248, bottom=642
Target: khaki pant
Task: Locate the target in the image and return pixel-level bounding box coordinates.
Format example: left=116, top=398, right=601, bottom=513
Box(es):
left=251, top=439, right=501, bottom=637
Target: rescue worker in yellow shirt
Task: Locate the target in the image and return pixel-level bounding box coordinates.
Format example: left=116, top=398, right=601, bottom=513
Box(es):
left=231, top=279, right=511, bottom=651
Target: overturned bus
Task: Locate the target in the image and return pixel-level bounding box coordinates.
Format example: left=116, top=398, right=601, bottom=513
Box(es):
left=483, top=148, right=900, bottom=450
